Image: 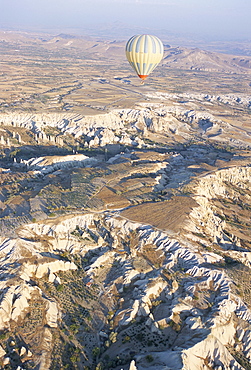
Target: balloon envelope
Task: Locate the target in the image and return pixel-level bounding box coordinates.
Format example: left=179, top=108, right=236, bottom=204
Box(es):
left=125, top=34, right=164, bottom=81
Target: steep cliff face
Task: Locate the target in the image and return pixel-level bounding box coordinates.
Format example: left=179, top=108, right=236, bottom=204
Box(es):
left=1, top=93, right=250, bottom=150
left=23, top=154, right=97, bottom=174
left=0, top=210, right=251, bottom=369
left=186, top=165, right=251, bottom=250
left=1, top=96, right=251, bottom=369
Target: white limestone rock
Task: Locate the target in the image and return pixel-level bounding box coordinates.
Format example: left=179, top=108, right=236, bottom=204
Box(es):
left=22, top=260, right=78, bottom=279
left=19, top=346, right=26, bottom=357
left=129, top=360, right=138, bottom=370
left=182, top=335, right=244, bottom=370
left=0, top=345, right=6, bottom=358
left=3, top=357, right=10, bottom=365
left=48, top=271, right=57, bottom=283
left=0, top=287, right=15, bottom=329
left=23, top=154, right=97, bottom=174
left=46, top=300, right=59, bottom=328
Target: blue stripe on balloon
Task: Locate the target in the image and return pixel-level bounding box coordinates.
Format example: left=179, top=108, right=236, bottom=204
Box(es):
left=136, top=37, right=142, bottom=53
left=142, top=62, right=147, bottom=74
left=146, top=63, right=153, bottom=75
left=144, top=35, right=149, bottom=53
left=126, top=36, right=136, bottom=52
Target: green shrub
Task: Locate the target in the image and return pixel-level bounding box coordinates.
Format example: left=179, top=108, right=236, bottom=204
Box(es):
left=146, top=355, right=154, bottom=363
left=56, top=284, right=64, bottom=292
left=122, top=335, right=130, bottom=343
left=48, top=212, right=56, bottom=217
left=92, top=347, right=100, bottom=358
left=0, top=332, right=7, bottom=340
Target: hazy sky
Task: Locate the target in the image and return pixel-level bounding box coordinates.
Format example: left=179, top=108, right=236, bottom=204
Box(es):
left=1, top=0, right=250, bottom=41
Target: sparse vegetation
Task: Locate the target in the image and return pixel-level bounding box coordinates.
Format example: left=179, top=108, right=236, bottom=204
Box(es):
left=1, top=29, right=251, bottom=370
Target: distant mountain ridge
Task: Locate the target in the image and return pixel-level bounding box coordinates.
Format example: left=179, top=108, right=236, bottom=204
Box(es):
left=0, top=30, right=251, bottom=74
left=163, top=46, right=251, bottom=73
left=48, top=33, right=251, bottom=74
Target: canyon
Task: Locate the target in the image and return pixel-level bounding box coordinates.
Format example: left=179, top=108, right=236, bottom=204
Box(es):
left=0, top=30, right=251, bottom=370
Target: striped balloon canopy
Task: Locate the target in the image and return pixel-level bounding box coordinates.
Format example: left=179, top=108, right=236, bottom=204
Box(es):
left=125, top=34, right=164, bottom=81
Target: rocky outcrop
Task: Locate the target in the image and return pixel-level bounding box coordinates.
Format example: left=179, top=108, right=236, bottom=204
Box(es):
left=182, top=335, right=244, bottom=370
left=1, top=162, right=251, bottom=369
left=13, top=213, right=251, bottom=369
left=22, top=260, right=77, bottom=279
left=0, top=284, right=40, bottom=330
left=1, top=95, right=250, bottom=150
left=186, top=165, right=251, bottom=243
left=23, top=154, right=97, bottom=174
left=147, top=92, right=251, bottom=109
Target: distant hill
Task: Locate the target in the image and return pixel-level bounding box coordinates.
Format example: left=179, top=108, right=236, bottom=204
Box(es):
left=162, top=46, right=251, bottom=73
left=1, top=30, right=251, bottom=73
left=39, top=34, right=251, bottom=74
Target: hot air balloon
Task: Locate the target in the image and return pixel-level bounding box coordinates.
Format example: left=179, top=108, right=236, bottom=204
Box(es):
left=125, top=34, right=164, bottom=81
